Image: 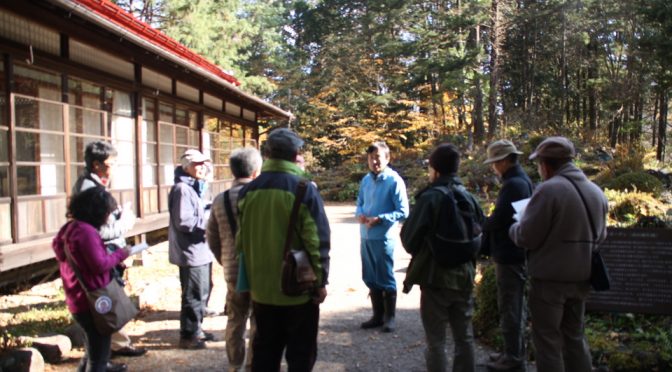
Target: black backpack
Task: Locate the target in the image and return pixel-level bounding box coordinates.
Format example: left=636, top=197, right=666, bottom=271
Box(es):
left=429, top=184, right=484, bottom=268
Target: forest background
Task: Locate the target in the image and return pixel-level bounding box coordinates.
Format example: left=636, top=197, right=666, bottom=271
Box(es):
left=106, top=2, right=672, bottom=371
left=115, top=0, right=671, bottom=164
left=1, top=2, right=670, bottom=371
left=114, top=0, right=672, bottom=211
left=113, top=0, right=672, bottom=223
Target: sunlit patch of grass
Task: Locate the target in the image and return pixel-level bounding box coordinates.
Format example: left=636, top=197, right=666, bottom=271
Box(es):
left=1, top=301, right=72, bottom=339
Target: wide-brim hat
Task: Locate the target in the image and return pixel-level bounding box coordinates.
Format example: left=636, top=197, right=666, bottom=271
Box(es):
left=483, top=140, right=523, bottom=164
left=529, top=136, right=575, bottom=160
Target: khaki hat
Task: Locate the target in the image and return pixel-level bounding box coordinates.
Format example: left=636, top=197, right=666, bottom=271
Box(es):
left=483, top=140, right=523, bottom=164
left=180, top=149, right=210, bottom=168
left=529, top=136, right=576, bottom=160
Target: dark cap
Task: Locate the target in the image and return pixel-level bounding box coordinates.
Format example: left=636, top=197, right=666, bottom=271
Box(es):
left=529, top=136, right=575, bottom=160
left=266, top=128, right=304, bottom=154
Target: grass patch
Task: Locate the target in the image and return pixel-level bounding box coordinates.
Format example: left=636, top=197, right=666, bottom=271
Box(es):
left=1, top=291, right=72, bottom=353
left=1, top=300, right=72, bottom=339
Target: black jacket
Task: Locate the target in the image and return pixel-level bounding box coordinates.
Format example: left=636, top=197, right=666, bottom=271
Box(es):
left=482, top=164, right=533, bottom=264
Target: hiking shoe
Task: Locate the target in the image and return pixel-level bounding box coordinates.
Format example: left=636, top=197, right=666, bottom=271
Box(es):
left=111, top=346, right=147, bottom=357
left=489, top=352, right=502, bottom=362
left=179, top=337, right=207, bottom=350
left=486, top=356, right=525, bottom=371
left=360, top=317, right=384, bottom=329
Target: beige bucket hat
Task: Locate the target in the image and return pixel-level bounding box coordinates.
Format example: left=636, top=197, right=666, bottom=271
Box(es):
left=483, top=140, right=523, bottom=164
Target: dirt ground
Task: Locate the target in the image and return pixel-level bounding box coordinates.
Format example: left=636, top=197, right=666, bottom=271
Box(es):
left=3, top=204, right=536, bottom=371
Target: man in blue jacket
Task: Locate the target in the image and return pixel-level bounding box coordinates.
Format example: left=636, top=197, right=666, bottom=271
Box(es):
left=356, top=141, right=409, bottom=333
left=169, top=149, right=216, bottom=350
left=482, top=140, right=533, bottom=371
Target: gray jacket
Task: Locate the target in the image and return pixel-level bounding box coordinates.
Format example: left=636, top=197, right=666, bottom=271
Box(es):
left=168, top=167, right=214, bottom=267
left=509, top=163, right=608, bottom=282
left=72, top=171, right=135, bottom=250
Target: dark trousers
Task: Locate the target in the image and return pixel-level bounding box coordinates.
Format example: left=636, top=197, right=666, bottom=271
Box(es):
left=179, top=264, right=211, bottom=339
left=495, top=262, right=527, bottom=363
left=251, top=301, right=320, bottom=372
left=73, top=311, right=112, bottom=372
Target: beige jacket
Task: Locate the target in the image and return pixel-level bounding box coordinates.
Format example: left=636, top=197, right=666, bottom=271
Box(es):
left=509, top=163, right=608, bottom=282
left=207, top=178, right=251, bottom=283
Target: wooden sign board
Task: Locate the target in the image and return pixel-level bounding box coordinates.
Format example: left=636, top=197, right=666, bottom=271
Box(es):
left=587, top=228, right=672, bottom=315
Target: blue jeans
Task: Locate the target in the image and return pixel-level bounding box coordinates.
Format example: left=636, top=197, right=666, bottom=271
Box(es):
left=179, top=264, right=211, bottom=339
left=360, top=238, right=396, bottom=291
left=73, top=311, right=112, bottom=372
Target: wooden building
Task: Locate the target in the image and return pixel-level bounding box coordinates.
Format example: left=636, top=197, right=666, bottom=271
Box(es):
left=0, top=0, right=291, bottom=289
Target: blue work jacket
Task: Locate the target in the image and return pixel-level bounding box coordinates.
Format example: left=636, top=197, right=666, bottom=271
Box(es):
left=355, top=167, right=409, bottom=240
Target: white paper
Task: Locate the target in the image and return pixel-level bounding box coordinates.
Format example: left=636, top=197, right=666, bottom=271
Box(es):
left=511, top=198, right=531, bottom=221
left=129, top=242, right=149, bottom=256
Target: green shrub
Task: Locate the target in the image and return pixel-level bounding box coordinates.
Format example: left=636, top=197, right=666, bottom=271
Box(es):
left=602, top=172, right=664, bottom=196
left=586, top=313, right=672, bottom=371
left=604, top=189, right=670, bottom=227
left=334, top=182, right=360, bottom=201
left=473, top=263, right=500, bottom=347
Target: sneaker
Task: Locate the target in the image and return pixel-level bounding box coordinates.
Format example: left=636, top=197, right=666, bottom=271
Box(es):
left=179, top=337, right=207, bottom=350
left=196, top=331, right=218, bottom=342
left=106, top=362, right=128, bottom=372
left=204, top=307, right=220, bottom=317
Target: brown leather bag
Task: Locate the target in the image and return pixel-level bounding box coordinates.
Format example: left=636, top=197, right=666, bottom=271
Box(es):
left=281, top=180, right=318, bottom=296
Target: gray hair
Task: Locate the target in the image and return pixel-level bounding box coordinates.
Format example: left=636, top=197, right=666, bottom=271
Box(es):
left=229, top=147, right=262, bottom=178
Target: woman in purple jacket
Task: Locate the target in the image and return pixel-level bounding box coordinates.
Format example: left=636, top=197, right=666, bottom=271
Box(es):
left=53, top=187, right=131, bottom=372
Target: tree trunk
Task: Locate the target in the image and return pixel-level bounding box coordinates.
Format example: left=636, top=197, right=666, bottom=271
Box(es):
left=487, top=0, right=501, bottom=138
left=652, top=91, right=659, bottom=147
left=457, top=92, right=467, bottom=131
left=587, top=36, right=598, bottom=138
left=631, top=93, right=643, bottom=143
left=561, top=2, right=568, bottom=127
left=582, top=70, right=588, bottom=128
left=430, top=72, right=438, bottom=123
left=610, top=110, right=621, bottom=148
left=472, top=25, right=485, bottom=142
left=657, top=90, right=668, bottom=161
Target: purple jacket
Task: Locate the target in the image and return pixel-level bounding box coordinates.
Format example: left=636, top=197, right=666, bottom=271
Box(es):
left=52, top=220, right=129, bottom=314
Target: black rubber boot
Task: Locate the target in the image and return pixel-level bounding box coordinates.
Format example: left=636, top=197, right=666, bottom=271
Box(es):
left=360, top=290, right=384, bottom=329
left=382, top=291, right=397, bottom=333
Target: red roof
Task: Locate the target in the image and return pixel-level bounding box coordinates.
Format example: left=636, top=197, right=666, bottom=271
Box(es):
left=75, top=0, right=240, bottom=86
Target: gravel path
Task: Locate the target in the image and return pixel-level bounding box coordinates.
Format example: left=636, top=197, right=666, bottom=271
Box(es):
left=26, top=204, right=535, bottom=371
